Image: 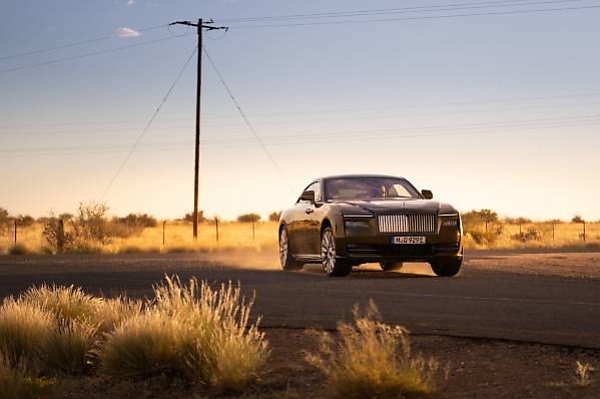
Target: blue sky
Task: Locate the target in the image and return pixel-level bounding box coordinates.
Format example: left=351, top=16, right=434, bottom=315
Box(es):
left=1, top=0, right=599, bottom=221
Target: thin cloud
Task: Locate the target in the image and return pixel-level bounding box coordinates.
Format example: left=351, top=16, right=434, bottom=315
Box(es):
left=127, top=0, right=136, bottom=6
left=115, top=27, right=140, bottom=38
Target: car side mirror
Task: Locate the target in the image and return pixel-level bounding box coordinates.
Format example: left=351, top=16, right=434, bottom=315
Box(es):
left=421, top=189, right=433, bottom=199
left=300, top=190, right=315, bottom=203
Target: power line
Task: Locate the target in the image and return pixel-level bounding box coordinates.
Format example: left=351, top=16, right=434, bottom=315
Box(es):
left=0, top=33, right=192, bottom=75
left=202, top=47, right=296, bottom=194
left=226, top=4, right=600, bottom=29
left=3, top=114, right=599, bottom=157
left=3, top=99, right=600, bottom=136
left=219, top=0, right=592, bottom=22
left=0, top=24, right=168, bottom=62
left=99, top=45, right=198, bottom=201
left=3, top=90, right=600, bottom=131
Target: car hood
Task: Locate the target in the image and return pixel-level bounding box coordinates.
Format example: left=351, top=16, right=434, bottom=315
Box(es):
left=336, top=199, right=458, bottom=215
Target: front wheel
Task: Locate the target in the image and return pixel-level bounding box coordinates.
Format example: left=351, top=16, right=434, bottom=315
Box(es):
left=279, top=227, right=302, bottom=271
left=321, top=227, right=351, bottom=277
left=430, top=258, right=462, bottom=277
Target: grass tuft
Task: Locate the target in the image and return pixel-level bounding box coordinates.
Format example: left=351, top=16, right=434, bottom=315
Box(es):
left=22, top=284, right=100, bottom=323
left=306, top=301, right=440, bottom=399
left=574, top=361, right=594, bottom=387
left=0, top=298, right=54, bottom=368
left=44, top=319, right=98, bottom=374
left=100, top=276, right=268, bottom=391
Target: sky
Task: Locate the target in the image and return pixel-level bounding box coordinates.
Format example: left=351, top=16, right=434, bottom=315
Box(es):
left=1, top=0, right=599, bottom=222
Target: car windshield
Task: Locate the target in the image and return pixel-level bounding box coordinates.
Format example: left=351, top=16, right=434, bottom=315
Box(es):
left=324, top=177, right=420, bottom=201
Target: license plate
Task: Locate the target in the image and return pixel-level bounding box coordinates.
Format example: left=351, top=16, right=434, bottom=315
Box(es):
left=392, top=236, right=426, bottom=245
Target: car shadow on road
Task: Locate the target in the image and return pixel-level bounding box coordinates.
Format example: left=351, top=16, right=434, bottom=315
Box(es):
left=299, top=263, right=436, bottom=279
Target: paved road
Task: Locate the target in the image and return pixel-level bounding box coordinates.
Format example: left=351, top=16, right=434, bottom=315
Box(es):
left=0, top=253, right=598, bottom=349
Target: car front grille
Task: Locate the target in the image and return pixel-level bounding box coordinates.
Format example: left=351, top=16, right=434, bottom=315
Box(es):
left=378, top=213, right=436, bottom=234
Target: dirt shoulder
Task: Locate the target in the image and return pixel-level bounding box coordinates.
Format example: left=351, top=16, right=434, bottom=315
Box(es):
left=61, top=328, right=599, bottom=399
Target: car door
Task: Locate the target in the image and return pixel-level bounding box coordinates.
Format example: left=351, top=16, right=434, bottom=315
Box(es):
left=287, top=182, right=318, bottom=256
left=305, top=180, right=326, bottom=255
left=294, top=181, right=320, bottom=256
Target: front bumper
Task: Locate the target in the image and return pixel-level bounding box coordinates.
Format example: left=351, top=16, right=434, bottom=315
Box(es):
left=335, top=234, right=463, bottom=263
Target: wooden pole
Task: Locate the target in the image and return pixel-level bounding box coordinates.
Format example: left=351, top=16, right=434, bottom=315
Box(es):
left=162, top=221, right=166, bottom=246
left=13, top=220, right=17, bottom=244
left=215, top=217, right=219, bottom=243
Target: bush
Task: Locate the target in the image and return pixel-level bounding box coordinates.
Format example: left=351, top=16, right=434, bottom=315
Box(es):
left=115, top=214, right=157, bottom=229
left=511, top=227, right=542, bottom=242
left=268, top=211, right=282, bottom=222
left=42, top=217, right=71, bottom=254
left=237, top=213, right=261, bottom=223
left=8, top=243, right=31, bottom=255
left=101, top=276, right=268, bottom=391
left=70, top=202, right=111, bottom=249
left=306, top=301, right=440, bottom=399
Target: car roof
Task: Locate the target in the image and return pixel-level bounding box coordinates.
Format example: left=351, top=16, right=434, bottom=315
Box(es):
left=319, top=174, right=407, bottom=181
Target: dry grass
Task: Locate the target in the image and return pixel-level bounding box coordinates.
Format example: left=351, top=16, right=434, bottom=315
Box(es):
left=0, top=277, right=268, bottom=394
left=2, top=219, right=598, bottom=254
left=575, top=361, right=594, bottom=387
left=464, top=221, right=600, bottom=250
left=101, top=276, right=268, bottom=391
left=0, top=356, right=57, bottom=399
left=1, top=221, right=279, bottom=255
left=306, top=301, right=441, bottom=399
left=0, top=298, right=54, bottom=368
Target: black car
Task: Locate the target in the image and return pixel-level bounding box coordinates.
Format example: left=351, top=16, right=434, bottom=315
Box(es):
left=278, top=175, right=463, bottom=277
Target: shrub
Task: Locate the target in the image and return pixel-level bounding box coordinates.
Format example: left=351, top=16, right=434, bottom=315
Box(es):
left=70, top=202, right=111, bottom=249
left=183, top=211, right=205, bottom=223
left=268, top=211, right=282, bottom=222
left=237, top=213, right=261, bottom=223
left=306, top=301, right=440, bottom=399
left=115, top=214, right=158, bottom=229
left=42, top=217, right=72, bottom=254
left=100, top=276, right=268, bottom=391
left=8, top=243, right=31, bottom=255
left=511, top=227, right=542, bottom=242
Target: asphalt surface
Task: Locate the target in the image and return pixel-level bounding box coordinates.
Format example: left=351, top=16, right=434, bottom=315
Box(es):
left=0, top=252, right=599, bottom=349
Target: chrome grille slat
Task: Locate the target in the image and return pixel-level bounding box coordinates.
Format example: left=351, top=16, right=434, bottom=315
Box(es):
left=378, top=214, right=436, bottom=234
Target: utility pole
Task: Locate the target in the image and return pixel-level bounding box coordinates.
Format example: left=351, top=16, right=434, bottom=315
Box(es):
left=169, top=19, right=227, bottom=240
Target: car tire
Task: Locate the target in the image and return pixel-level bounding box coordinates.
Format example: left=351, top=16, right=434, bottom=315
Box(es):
left=379, top=261, right=404, bottom=272
left=279, top=227, right=302, bottom=271
left=321, top=227, right=351, bottom=277
left=430, top=258, right=462, bottom=277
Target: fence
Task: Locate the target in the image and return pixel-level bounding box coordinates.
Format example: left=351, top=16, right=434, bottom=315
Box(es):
left=0, top=220, right=279, bottom=254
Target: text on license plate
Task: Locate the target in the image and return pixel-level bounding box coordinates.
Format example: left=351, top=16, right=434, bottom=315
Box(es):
left=392, top=236, right=426, bottom=245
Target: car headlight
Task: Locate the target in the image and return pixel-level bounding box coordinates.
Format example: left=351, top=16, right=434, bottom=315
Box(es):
left=344, top=220, right=371, bottom=229
left=441, top=219, right=459, bottom=227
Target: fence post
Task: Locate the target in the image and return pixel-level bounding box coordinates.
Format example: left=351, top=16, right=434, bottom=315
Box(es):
left=162, top=221, right=166, bottom=246
left=552, top=224, right=555, bottom=242
left=13, top=220, right=17, bottom=244
left=583, top=221, right=586, bottom=242
left=57, top=219, right=65, bottom=254
left=252, top=220, right=255, bottom=240
left=215, top=217, right=219, bottom=243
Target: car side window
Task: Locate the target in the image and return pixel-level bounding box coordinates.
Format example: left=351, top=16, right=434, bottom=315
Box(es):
left=299, top=181, right=322, bottom=203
